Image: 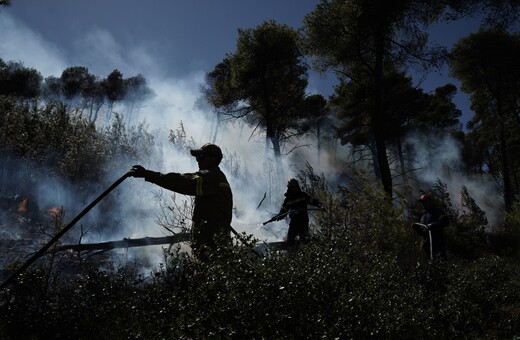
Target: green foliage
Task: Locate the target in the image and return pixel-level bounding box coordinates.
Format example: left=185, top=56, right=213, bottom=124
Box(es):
left=445, top=0, right=520, bottom=27
left=168, top=122, right=197, bottom=155
left=494, top=199, right=520, bottom=257
left=0, top=60, right=154, bottom=124
left=435, top=256, right=520, bottom=338
left=0, top=97, right=103, bottom=186
left=0, top=96, right=155, bottom=186
left=460, top=185, right=488, bottom=231
left=302, top=0, right=447, bottom=197
left=425, top=179, right=494, bottom=259
left=450, top=28, right=520, bottom=210
left=103, top=113, right=156, bottom=168
left=0, top=60, right=42, bottom=99
left=205, top=20, right=308, bottom=162
left=1, top=176, right=520, bottom=339
left=445, top=185, right=489, bottom=259
left=341, top=171, right=409, bottom=256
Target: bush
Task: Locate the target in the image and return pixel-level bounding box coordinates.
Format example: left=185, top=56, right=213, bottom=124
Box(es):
left=1, top=96, right=520, bottom=338
left=2, top=217, right=519, bottom=339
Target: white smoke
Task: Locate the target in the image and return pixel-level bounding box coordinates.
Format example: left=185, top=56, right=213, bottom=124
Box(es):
left=0, top=9, right=505, bottom=274
left=404, top=131, right=504, bottom=227
left=0, top=14, right=67, bottom=75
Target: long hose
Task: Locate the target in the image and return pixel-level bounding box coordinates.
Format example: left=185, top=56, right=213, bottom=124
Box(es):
left=0, top=172, right=131, bottom=291
left=428, top=227, right=434, bottom=260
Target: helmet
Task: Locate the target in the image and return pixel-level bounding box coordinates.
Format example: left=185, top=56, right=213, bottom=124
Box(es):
left=190, top=143, right=223, bottom=159
left=287, top=178, right=300, bottom=190
left=419, top=194, right=429, bottom=202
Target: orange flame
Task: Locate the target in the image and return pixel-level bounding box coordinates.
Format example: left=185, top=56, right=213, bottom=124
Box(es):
left=48, top=206, right=64, bottom=218
left=17, top=197, right=29, bottom=213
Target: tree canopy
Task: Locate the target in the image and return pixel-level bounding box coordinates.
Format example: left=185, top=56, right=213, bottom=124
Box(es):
left=450, top=28, right=520, bottom=211
left=0, top=59, right=154, bottom=124
left=301, top=0, right=448, bottom=197
left=205, top=20, right=309, bottom=181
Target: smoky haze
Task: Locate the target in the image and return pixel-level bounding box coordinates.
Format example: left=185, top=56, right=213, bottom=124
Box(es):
left=0, top=10, right=503, bottom=271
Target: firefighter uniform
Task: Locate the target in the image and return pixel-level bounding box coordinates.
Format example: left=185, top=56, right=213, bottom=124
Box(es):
left=412, top=194, right=449, bottom=260
left=143, top=166, right=233, bottom=259
left=276, top=179, right=322, bottom=247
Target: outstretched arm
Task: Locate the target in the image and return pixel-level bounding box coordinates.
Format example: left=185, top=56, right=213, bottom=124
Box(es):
left=130, top=165, right=201, bottom=196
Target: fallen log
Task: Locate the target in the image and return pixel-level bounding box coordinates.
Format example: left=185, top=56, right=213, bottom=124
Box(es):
left=55, top=233, right=191, bottom=253
left=55, top=233, right=288, bottom=257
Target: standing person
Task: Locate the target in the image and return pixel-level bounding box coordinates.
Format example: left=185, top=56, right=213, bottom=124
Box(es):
left=130, top=143, right=233, bottom=261
left=270, top=178, right=322, bottom=247
left=411, top=194, right=449, bottom=260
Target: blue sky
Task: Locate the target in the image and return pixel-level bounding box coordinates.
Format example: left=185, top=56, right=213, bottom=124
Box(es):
left=2, top=1, right=480, bottom=126
left=2, top=1, right=326, bottom=84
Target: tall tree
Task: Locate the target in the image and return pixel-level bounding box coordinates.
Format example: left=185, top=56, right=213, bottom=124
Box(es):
left=59, top=66, right=106, bottom=122
left=205, top=20, right=308, bottom=181
left=82, top=77, right=105, bottom=123
left=450, top=28, right=520, bottom=211
left=60, top=66, right=94, bottom=112
left=299, top=94, right=333, bottom=164
left=301, top=0, right=445, bottom=197
left=0, top=60, right=42, bottom=100
left=331, top=68, right=426, bottom=181
left=412, top=84, right=462, bottom=134
left=204, top=56, right=235, bottom=143
left=122, top=74, right=154, bottom=119
left=102, top=69, right=125, bottom=122
left=42, top=76, right=62, bottom=100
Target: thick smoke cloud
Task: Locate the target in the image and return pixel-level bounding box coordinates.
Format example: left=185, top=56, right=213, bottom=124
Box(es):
left=404, top=132, right=503, bottom=227
left=0, top=11, right=503, bottom=271
left=0, top=14, right=67, bottom=76
left=0, top=12, right=297, bottom=266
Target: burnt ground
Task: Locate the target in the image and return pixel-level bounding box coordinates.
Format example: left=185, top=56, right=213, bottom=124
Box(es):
left=0, top=194, right=286, bottom=286
left=0, top=195, right=136, bottom=284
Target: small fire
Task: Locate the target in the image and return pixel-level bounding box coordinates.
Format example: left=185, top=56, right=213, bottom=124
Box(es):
left=17, top=197, right=29, bottom=213
left=17, top=197, right=31, bottom=223
left=48, top=206, right=64, bottom=219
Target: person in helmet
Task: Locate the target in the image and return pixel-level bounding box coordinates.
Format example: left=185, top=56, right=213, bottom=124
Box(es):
left=271, top=178, right=322, bottom=248
left=411, top=194, right=449, bottom=260
left=129, top=143, right=233, bottom=261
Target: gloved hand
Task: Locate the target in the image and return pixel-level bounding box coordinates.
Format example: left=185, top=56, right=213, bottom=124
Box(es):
left=130, top=165, right=148, bottom=178
left=411, top=222, right=424, bottom=231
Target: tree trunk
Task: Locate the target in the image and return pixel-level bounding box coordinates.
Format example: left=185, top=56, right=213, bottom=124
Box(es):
left=316, top=122, right=321, bottom=165
left=370, top=142, right=382, bottom=182
left=372, top=30, right=393, bottom=198
left=499, top=122, right=513, bottom=211
left=265, top=120, right=284, bottom=185
left=395, top=138, right=409, bottom=187
left=270, top=134, right=285, bottom=185
left=211, top=112, right=221, bottom=144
